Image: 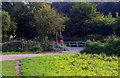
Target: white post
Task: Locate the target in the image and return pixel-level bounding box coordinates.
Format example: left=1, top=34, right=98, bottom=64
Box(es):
left=77, top=42, right=78, bottom=47
left=69, top=42, right=70, bottom=47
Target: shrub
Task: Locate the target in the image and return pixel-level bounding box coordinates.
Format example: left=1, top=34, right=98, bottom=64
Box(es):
left=23, top=40, right=43, bottom=52
left=35, top=36, right=53, bottom=51
left=2, top=40, right=23, bottom=52
left=83, top=37, right=120, bottom=56
left=2, top=40, right=43, bottom=52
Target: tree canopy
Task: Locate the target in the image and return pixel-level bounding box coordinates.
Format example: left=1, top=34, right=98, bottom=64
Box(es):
left=2, top=10, right=16, bottom=41
left=2, top=2, right=66, bottom=41
left=2, top=2, right=120, bottom=41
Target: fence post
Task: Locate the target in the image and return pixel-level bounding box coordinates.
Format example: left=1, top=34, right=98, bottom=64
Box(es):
left=77, top=42, right=78, bottom=47
left=69, top=42, right=70, bottom=47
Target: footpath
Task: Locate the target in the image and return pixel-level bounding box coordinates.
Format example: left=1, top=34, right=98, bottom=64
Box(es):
left=0, top=47, right=85, bottom=61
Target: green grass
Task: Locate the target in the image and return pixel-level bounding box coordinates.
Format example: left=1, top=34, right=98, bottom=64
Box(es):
left=1, top=60, right=17, bottom=76
left=20, top=52, right=118, bottom=76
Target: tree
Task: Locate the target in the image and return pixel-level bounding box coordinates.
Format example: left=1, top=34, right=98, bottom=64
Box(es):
left=34, top=3, right=66, bottom=39
left=11, top=2, right=36, bottom=39
left=64, top=2, right=97, bottom=38
left=10, top=2, right=65, bottom=40
left=103, top=12, right=116, bottom=25
left=115, top=17, right=120, bottom=36
left=2, top=10, right=16, bottom=41
left=86, top=12, right=115, bottom=36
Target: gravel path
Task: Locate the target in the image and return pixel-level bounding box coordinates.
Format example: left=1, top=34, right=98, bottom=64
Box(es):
left=0, top=47, right=85, bottom=61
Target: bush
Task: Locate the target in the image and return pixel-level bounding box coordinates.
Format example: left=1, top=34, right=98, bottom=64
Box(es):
left=35, top=36, right=53, bottom=51
left=2, top=40, right=43, bottom=52
left=2, top=40, right=23, bottom=52
left=83, top=37, right=120, bottom=56
left=23, top=40, right=43, bottom=52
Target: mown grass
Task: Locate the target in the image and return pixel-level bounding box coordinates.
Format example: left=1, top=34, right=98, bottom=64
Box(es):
left=1, top=60, right=17, bottom=76
left=20, top=52, right=118, bottom=76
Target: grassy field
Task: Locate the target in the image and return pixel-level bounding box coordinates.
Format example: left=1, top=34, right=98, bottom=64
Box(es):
left=1, top=60, right=17, bottom=76
left=20, top=52, right=118, bottom=76
left=1, top=53, right=118, bottom=76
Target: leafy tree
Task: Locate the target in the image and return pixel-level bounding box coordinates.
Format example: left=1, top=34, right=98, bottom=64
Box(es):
left=115, top=17, right=120, bottom=36
left=34, top=3, right=66, bottom=39
left=11, top=2, right=65, bottom=40
left=103, top=12, right=116, bottom=25
left=64, top=2, right=97, bottom=38
left=86, top=12, right=115, bottom=36
left=11, top=2, right=36, bottom=39
left=2, top=10, right=16, bottom=41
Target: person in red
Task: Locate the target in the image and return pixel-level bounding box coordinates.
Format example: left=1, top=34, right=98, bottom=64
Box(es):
left=60, top=37, right=63, bottom=44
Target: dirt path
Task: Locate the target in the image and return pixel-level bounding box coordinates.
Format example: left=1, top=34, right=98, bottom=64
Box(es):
left=0, top=47, right=85, bottom=61
left=15, top=60, right=22, bottom=77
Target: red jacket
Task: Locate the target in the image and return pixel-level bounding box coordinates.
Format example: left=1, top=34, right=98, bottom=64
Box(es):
left=60, top=39, right=63, bottom=44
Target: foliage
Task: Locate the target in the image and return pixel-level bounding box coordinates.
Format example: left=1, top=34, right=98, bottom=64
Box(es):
left=52, top=2, right=120, bottom=17
left=84, top=37, right=120, bottom=56
left=7, top=2, right=65, bottom=40
left=87, top=34, right=106, bottom=41
left=2, top=40, right=43, bottom=52
left=2, top=10, right=16, bottom=41
left=11, top=2, right=36, bottom=39
left=57, top=43, right=69, bottom=51
left=63, top=3, right=119, bottom=40
left=34, top=3, right=65, bottom=37
left=85, top=12, right=116, bottom=37
left=115, top=17, right=120, bottom=36
left=23, top=40, right=43, bottom=52
left=20, top=53, right=118, bottom=76
left=64, top=2, right=97, bottom=38
left=2, top=40, right=22, bottom=52
left=103, top=12, right=116, bottom=25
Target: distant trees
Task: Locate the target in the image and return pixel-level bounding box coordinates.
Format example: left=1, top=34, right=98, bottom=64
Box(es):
left=86, top=12, right=116, bottom=36
left=34, top=3, right=65, bottom=39
left=64, top=3, right=97, bottom=38
left=63, top=2, right=119, bottom=41
left=11, top=2, right=36, bottom=39
left=2, top=2, right=65, bottom=41
left=2, top=2, right=120, bottom=42
left=2, top=10, right=16, bottom=41
left=115, top=17, right=120, bottom=36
